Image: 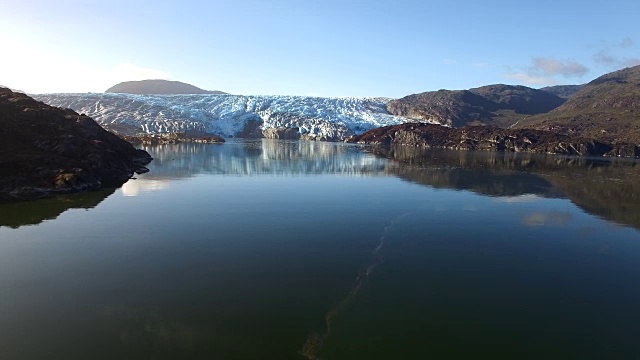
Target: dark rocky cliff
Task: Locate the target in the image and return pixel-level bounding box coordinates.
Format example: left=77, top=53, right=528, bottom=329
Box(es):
left=347, top=123, right=638, bottom=157
left=0, top=88, right=152, bottom=202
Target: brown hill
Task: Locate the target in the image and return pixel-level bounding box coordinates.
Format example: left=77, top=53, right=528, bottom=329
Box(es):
left=105, top=79, right=226, bottom=95
left=387, top=85, right=565, bottom=128
left=515, top=65, right=640, bottom=144
left=0, top=87, right=152, bottom=202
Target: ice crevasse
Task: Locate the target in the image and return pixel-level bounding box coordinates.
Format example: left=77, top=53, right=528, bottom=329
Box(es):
left=34, top=93, right=427, bottom=139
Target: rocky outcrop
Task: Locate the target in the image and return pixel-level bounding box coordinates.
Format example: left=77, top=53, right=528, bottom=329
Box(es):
left=347, top=123, right=635, bottom=157
left=262, top=127, right=302, bottom=140
left=236, top=119, right=264, bottom=138
left=607, top=143, right=640, bottom=158
left=0, top=88, right=152, bottom=202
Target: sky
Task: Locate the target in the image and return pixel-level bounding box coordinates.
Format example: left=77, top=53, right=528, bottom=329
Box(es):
left=0, top=0, right=639, bottom=97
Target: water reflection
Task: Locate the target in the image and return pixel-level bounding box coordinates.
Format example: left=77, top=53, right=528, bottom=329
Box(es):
left=3, top=140, right=640, bottom=230
left=136, top=140, right=640, bottom=229
left=370, top=145, right=640, bottom=229
left=2, top=140, right=640, bottom=359
left=0, top=189, right=114, bottom=228
left=521, top=211, right=573, bottom=227
left=139, top=139, right=388, bottom=179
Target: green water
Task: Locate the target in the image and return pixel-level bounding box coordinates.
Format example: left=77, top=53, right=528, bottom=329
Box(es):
left=1, top=139, right=639, bottom=359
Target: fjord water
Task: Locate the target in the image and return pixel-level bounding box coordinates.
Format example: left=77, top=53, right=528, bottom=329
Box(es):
left=1, top=140, right=640, bottom=359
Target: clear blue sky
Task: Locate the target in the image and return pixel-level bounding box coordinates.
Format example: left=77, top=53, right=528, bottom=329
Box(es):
left=1, top=0, right=638, bottom=97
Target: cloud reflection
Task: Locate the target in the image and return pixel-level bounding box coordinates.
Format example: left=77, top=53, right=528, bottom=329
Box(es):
left=494, top=194, right=543, bottom=203
left=522, top=211, right=572, bottom=227
left=121, top=179, right=170, bottom=197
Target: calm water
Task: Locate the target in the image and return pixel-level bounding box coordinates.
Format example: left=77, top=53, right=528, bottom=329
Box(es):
left=1, top=139, right=640, bottom=359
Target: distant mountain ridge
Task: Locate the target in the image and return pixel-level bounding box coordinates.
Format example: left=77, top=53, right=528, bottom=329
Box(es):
left=105, top=79, right=226, bottom=95
left=514, top=65, right=640, bottom=144
left=540, top=85, right=583, bottom=99
left=387, top=84, right=566, bottom=128
left=0, top=85, right=25, bottom=93
left=33, top=66, right=640, bottom=145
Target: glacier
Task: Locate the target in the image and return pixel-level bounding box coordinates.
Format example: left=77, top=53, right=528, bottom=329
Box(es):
left=33, top=93, right=422, bottom=140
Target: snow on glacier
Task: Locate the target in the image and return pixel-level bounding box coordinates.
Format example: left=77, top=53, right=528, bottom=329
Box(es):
left=33, top=93, right=421, bottom=139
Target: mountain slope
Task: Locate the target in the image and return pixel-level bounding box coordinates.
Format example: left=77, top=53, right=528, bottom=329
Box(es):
left=540, top=85, right=583, bottom=99
left=105, top=79, right=226, bottom=95
left=515, top=65, right=640, bottom=144
left=387, top=84, right=565, bottom=128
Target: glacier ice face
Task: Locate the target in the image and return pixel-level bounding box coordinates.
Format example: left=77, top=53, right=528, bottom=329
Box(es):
left=33, top=93, right=424, bottom=139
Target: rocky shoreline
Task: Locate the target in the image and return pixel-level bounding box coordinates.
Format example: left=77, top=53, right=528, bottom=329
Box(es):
left=0, top=88, right=153, bottom=202
left=346, top=123, right=639, bottom=158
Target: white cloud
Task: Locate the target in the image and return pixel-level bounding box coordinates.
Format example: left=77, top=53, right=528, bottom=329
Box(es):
left=494, top=194, right=543, bottom=203
left=591, top=37, right=637, bottom=70
left=121, top=179, right=170, bottom=197
left=622, top=58, right=640, bottom=67
left=531, top=58, right=589, bottom=78
left=522, top=211, right=572, bottom=227
left=0, top=59, right=170, bottom=94
left=593, top=48, right=640, bottom=69
left=111, top=63, right=170, bottom=83
left=620, top=37, right=634, bottom=48
left=504, top=72, right=558, bottom=86
left=0, top=21, right=170, bottom=93
left=471, top=62, right=491, bottom=68
left=502, top=57, right=588, bottom=86
left=594, top=50, right=616, bottom=65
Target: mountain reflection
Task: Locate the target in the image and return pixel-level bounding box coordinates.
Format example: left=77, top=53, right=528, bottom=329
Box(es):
left=135, top=140, right=640, bottom=229
left=371, top=145, right=640, bottom=229
left=0, top=189, right=115, bottom=228
left=138, top=139, right=388, bottom=179
left=3, top=140, right=639, bottom=230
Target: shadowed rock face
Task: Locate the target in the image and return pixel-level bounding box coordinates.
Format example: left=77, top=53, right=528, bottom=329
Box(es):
left=347, top=123, right=639, bottom=157
left=0, top=88, right=152, bottom=202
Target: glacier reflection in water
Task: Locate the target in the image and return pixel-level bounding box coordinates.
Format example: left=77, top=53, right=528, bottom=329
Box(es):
left=131, top=139, right=389, bottom=179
